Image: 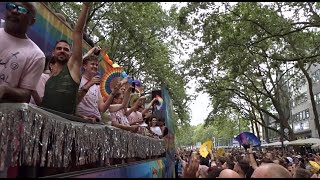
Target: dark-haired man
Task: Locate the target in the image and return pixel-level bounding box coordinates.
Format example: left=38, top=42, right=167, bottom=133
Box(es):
left=41, top=2, right=92, bottom=114
left=0, top=2, right=45, bottom=103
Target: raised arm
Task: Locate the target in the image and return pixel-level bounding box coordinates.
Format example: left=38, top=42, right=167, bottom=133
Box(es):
left=68, top=2, right=92, bottom=84
left=247, top=145, right=258, bottom=169
left=83, top=46, right=100, bottom=60
left=125, top=96, right=145, bottom=116
left=99, top=82, right=122, bottom=112
left=141, top=98, right=157, bottom=115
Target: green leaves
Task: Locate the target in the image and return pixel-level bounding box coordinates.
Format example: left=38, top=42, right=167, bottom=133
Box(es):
left=180, top=2, right=320, bottom=139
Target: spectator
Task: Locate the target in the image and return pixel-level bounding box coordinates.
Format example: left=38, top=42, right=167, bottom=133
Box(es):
left=251, top=163, right=292, bottom=178
left=233, top=159, right=254, bottom=178
left=218, top=169, right=241, bottom=178
left=158, top=118, right=168, bottom=137
left=207, top=166, right=223, bottom=178
left=150, top=116, right=162, bottom=137
left=76, top=51, right=122, bottom=123
left=293, top=168, right=311, bottom=178
left=110, top=87, right=139, bottom=132
left=127, top=95, right=145, bottom=126
left=30, top=56, right=58, bottom=105
left=0, top=2, right=45, bottom=103
left=41, top=2, right=91, bottom=114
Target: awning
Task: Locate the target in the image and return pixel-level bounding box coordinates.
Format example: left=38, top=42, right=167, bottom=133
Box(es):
left=287, top=138, right=320, bottom=146
left=261, top=140, right=289, bottom=147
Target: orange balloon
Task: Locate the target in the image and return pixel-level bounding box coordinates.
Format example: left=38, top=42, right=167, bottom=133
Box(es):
left=103, top=54, right=110, bottom=61
left=107, top=59, right=113, bottom=66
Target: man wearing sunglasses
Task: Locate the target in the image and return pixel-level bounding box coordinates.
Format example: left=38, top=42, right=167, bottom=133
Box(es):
left=0, top=2, right=45, bottom=103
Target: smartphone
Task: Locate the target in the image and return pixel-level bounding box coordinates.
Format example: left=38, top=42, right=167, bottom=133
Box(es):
left=132, top=82, right=136, bottom=93
left=95, top=71, right=101, bottom=85
left=94, top=49, right=101, bottom=56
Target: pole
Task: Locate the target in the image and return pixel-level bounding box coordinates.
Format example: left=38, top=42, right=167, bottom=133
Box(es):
left=280, top=123, right=285, bottom=155
left=238, top=116, right=241, bottom=134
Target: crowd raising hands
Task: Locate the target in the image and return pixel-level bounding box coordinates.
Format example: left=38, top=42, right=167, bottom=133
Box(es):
left=175, top=145, right=320, bottom=178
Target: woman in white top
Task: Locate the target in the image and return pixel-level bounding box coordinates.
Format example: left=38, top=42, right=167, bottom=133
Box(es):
left=150, top=116, right=162, bottom=137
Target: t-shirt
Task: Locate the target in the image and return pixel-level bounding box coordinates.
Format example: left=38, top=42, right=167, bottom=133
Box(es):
left=127, top=110, right=143, bottom=125
left=76, top=76, right=101, bottom=120
left=150, top=126, right=162, bottom=136
left=30, top=73, right=50, bottom=105
left=0, top=28, right=45, bottom=91
left=110, top=109, right=129, bottom=125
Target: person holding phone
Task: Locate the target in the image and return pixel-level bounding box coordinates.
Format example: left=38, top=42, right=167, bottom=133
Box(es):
left=76, top=50, right=122, bottom=123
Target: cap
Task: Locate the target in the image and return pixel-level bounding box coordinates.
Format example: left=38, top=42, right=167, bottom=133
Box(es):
left=286, top=157, right=293, bottom=164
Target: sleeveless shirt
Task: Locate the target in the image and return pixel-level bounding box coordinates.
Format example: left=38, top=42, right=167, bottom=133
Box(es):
left=41, top=64, right=79, bottom=114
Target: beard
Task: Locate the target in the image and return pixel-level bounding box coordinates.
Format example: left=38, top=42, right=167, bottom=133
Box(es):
left=56, top=55, right=69, bottom=65
left=4, top=18, right=28, bottom=35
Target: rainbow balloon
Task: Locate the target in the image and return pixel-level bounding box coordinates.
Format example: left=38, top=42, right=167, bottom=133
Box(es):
left=155, top=95, right=164, bottom=110
left=100, top=67, right=123, bottom=98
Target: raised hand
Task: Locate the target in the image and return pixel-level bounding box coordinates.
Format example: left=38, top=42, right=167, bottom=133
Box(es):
left=112, top=81, right=122, bottom=94
left=88, top=75, right=101, bottom=86
left=182, top=156, right=200, bottom=178
left=83, top=2, right=92, bottom=6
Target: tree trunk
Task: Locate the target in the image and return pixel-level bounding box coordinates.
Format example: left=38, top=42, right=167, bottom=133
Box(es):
left=299, top=62, right=320, bottom=138
left=254, top=120, right=261, bottom=141
left=250, top=119, right=255, bottom=135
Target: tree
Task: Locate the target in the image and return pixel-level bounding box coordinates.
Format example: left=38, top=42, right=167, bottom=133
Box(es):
left=180, top=2, right=320, bottom=139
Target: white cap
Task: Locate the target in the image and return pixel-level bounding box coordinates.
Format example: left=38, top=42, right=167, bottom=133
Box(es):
left=286, top=157, right=293, bottom=164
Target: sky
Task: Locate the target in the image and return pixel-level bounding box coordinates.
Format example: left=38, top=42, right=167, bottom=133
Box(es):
left=160, top=2, right=212, bottom=126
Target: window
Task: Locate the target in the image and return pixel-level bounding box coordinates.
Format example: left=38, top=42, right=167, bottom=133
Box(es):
left=317, top=93, right=320, bottom=104
left=313, top=69, right=320, bottom=83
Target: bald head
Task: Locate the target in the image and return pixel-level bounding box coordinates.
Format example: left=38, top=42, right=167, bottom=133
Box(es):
left=218, top=169, right=241, bottom=178
left=251, top=163, right=292, bottom=178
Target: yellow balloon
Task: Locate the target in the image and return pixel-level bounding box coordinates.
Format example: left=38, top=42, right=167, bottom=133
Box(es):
left=112, top=63, right=120, bottom=68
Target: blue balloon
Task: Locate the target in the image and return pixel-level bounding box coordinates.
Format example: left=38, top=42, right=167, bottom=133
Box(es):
left=133, top=79, right=141, bottom=87
left=121, top=71, right=128, bottom=78
left=128, top=77, right=133, bottom=84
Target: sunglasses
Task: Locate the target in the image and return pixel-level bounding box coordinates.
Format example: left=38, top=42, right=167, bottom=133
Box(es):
left=6, top=3, right=29, bottom=15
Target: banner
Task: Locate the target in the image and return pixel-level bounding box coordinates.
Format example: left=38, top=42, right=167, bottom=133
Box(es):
left=72, top=159, right=165, bottom=178
left=161, top=87, right=175, bottom=178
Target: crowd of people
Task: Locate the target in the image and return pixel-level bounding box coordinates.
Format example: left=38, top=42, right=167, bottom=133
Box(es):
left=175, top=146, right=320, bottom=178
left=0, top=2, right=168, bottom=139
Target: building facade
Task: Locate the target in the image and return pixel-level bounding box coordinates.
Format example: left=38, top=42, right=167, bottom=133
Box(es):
left=264, top=64, right=320, bottom=142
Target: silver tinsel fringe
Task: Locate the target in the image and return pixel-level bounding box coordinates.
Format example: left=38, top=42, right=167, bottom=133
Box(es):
left=0, top=103, right=165, bottom=170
